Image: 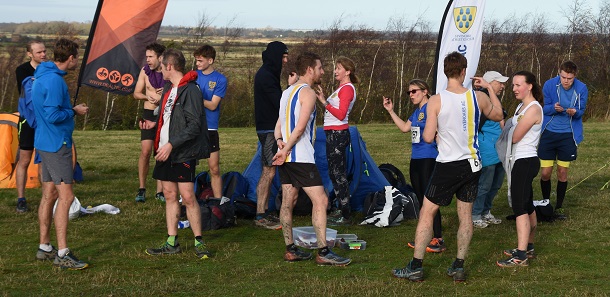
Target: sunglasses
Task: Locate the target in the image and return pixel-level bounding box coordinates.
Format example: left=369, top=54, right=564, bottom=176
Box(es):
left=409, top=89, right=422, bottom=94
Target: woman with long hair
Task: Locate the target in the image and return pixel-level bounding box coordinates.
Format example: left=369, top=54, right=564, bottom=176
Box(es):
left=382, top=79, right=445, bottom=253
left=497, top=71, right=543, bottom=267
left=315, top=56, right=359, bottom=225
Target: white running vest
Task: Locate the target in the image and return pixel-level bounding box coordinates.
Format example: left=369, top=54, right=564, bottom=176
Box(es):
left=436, top=89, right=481, bottom=164
left=279, top=83, right=316, bottom=164
left=323, top=83, right=356, bottom=127
left=512, top=101, right=543, bottom=160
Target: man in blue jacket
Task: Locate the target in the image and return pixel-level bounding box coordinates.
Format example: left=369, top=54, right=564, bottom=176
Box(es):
left=32, top=38, right=89, bottom=270
left=538, top=61, right=588, bottom=220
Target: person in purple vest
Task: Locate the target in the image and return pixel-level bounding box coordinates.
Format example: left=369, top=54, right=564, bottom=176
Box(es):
left=133, top=42, right=167, bottom=203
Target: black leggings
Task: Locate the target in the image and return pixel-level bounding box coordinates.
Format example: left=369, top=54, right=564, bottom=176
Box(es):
left=510, top=157, right=539, bottom=216
left=410, top=158, right=442, bottom=238
left=325, top=129, right=351, bottom=218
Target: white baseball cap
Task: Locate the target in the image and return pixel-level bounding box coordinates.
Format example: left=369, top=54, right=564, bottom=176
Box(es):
left=483, top=71, right=509, bottom=83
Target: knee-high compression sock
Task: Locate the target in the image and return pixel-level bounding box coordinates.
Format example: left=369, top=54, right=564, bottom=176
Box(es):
left=540, top=179, right=551, bottom=201
left=556, top=181, right=567, bottom=209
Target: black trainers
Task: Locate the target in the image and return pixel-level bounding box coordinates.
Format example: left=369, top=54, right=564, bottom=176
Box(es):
left=16, top=200, right=28, bottom=213
left=503, top=248, right=536, bottom=259
left=135, top=189, right=146, bottom=203
left=36, top=245, right=58, bottom=261
left=392, top=261, right=424, bottom=282
left=145, top=242, right=181, bottom=256
left=554, top=208, right=567, bottom=220
left=315, top=250, right=351, bottom=266
left=155, top=192, right=165, bottom=202
left=284, top=248, right=313, bottom=262
left=496, top=255, right=529, bottom=267
left=195, top=242, right=212, bottom=259
left=53, top=251, right=89, bottom=270
left=447, top=266, right=467, bottom=282
left=328, top=216, right=351, bottom=226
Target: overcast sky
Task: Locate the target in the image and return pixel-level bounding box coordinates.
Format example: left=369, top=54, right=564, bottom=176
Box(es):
left=1, top=0, right=602, bottom=31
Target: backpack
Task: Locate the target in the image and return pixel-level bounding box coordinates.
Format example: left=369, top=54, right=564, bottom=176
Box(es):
left=18, top=76, right=36, bottom=128
left=194, top=171, right=214, bottom=200
left=221, top=171, right=256, bottom=218
left=360, top=186, right=404, bottom=227
left=378, top=164, right=419, bottom=219
left=379, top=163, right=409, bottom=191
left=197, top=197, right=236, bottom=231
left=400, top=185, right=420, bottom=219
left=275, top=188, right=313, bottom=216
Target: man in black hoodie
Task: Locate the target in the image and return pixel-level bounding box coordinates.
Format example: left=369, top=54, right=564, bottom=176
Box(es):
left=253, top=41, right=297, bottom=229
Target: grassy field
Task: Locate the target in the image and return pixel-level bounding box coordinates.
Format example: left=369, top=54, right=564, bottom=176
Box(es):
left=1, top=123, right=609, bottom=296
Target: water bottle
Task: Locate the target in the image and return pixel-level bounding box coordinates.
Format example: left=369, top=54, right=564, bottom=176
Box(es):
left=178, top=220, right=190, bottom=229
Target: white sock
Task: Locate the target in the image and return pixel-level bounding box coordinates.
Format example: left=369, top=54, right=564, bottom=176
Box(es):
left=39, top=243, right=53, bottom=252
left=58, top=248, right=70, bottom=258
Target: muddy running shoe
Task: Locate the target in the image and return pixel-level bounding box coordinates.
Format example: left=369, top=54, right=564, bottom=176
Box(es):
left=447, top=266, right=467, bottom=282
left=266, top=213, right=280, bottom=223
left=328, top=209, right=342, bottom=220
left=195, top=242, right=212, bottom=259
left=36, top=246, right=58, bottom=261
left=315, top=250, right=351, bottom=266
left=145, top=242, right=182, bottom=256
left=284, top=248, right=313, bottom=262
left=53, top=251, right=89, bottom=270
left=496, top=255, right=529, bottom=267
left=426, top=238, right=447, bottom=253
left=328, top=216, right=352, bottom=226
left=254, top=217, right=281, bottom=230
left=135, top=189, right=146, bottom=203
left=155, top=192, right=165, bottom=202
left=392, top=261, right=424, bottom=282
left=16, top=199, right=28, bottom=213
left=483, top=213, right=502, bottom=225
left=503, top=248, right=536, bottom=259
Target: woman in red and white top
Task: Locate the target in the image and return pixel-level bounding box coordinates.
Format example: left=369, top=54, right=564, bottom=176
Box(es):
left=315, top=56, right=359, bottom=225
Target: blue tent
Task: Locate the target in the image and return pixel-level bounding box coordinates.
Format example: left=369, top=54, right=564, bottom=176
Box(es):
left=242, top=126, right=390, bottom=211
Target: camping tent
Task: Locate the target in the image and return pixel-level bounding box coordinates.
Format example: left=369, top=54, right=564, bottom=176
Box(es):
left=242, top=126, right=389, bottom=211
left=0, top=112, right=39, bottom=188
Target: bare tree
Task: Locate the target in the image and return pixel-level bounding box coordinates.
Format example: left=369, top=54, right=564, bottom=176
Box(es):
left=562, top=0, right=593, bottom=60
left=192, top=11, right=215, bottom=44
left=220, top=15, right=243, bottom=60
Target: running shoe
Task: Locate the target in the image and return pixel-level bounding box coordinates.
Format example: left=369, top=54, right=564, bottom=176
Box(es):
left=195, top=242, right=212, bottom=259
left=155, top=192, right=165, bottom=202
left=315, top=250, right=351, bottom=266
left=392, top=261, right=424, bottom=282
left=496, top=256, right=529, bottom=267
left=446, top=266, right=467, bottom=282
left=284, top=248, right=313, bottom=262
left=145, top=242, right=182, bottom=256
left=254, top=217, right=281, bottom=230
left=408, top=238, right=446, bottom=253
left=36, top=245, right=58, bottom=261
left=503, top=248, right=536, bottom=259
left=53, top=251, right=89, bottom=270
left=328, top=216, right=352, bottom=226
left=473, top=219, right=489, bottom=229
left=483, top=213, right=502, bottom=224
left=16, top=199, right=28, bottom=213
left=554, top=208, right=567, bottom=220
left=135, top=189, right=146, bottom=203
left=266, top=213, right=280, bottom=223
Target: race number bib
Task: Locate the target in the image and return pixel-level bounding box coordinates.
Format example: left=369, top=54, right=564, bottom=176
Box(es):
left=411, top=126, right=420, bottom=144
left=468, top=158, right=482, bottom=173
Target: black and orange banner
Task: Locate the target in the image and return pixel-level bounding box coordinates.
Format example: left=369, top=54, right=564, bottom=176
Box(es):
left=78, top=0, right=168, bottom=95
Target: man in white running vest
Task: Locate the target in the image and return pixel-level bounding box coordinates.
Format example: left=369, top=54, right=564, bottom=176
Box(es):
left=392, top=52, right=503, bottom=282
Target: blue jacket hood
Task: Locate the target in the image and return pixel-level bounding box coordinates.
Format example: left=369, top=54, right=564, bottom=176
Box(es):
left=34, top=61, right=67, bottom=80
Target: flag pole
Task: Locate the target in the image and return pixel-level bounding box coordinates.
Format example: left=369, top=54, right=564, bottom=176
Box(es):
left=431, top=0, right=454, bottom=95
left=74, top=0, right=104, bottom=106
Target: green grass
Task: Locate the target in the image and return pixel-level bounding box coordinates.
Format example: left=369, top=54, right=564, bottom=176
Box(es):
left=1, top=123, right=609, bottom=296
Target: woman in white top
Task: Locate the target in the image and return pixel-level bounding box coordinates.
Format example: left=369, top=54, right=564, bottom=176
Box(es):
left=315, top=57, right=358, bottom=225
left=497, top=71, right=543, bottom=267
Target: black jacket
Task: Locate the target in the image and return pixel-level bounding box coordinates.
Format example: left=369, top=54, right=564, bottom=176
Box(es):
left=155, top=71, right=210, bottom=163
left=254, top=41, right=288, bottom=131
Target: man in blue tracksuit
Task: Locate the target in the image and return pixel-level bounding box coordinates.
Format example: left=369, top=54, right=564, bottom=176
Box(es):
left=538, top=61, right=587, bottom=220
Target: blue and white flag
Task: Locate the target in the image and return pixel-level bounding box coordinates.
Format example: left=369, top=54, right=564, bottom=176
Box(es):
left=433, top=0, right=486, bottom=93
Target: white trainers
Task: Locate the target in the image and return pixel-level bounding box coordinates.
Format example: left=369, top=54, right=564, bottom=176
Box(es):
left=483, top=213, right=502, bottom=225
left=473, top=219, right=489, bottom=228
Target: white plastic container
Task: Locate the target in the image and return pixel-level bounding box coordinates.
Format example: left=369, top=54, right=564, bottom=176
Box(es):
left=292, top=227, right=337, bottom=249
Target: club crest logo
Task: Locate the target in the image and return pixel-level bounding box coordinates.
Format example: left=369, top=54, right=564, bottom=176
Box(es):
left=208, top=81, right=216, bottom=89
left=453, top=6, right=478, bottom=34
left=418, top=112, right=425, bottom=121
